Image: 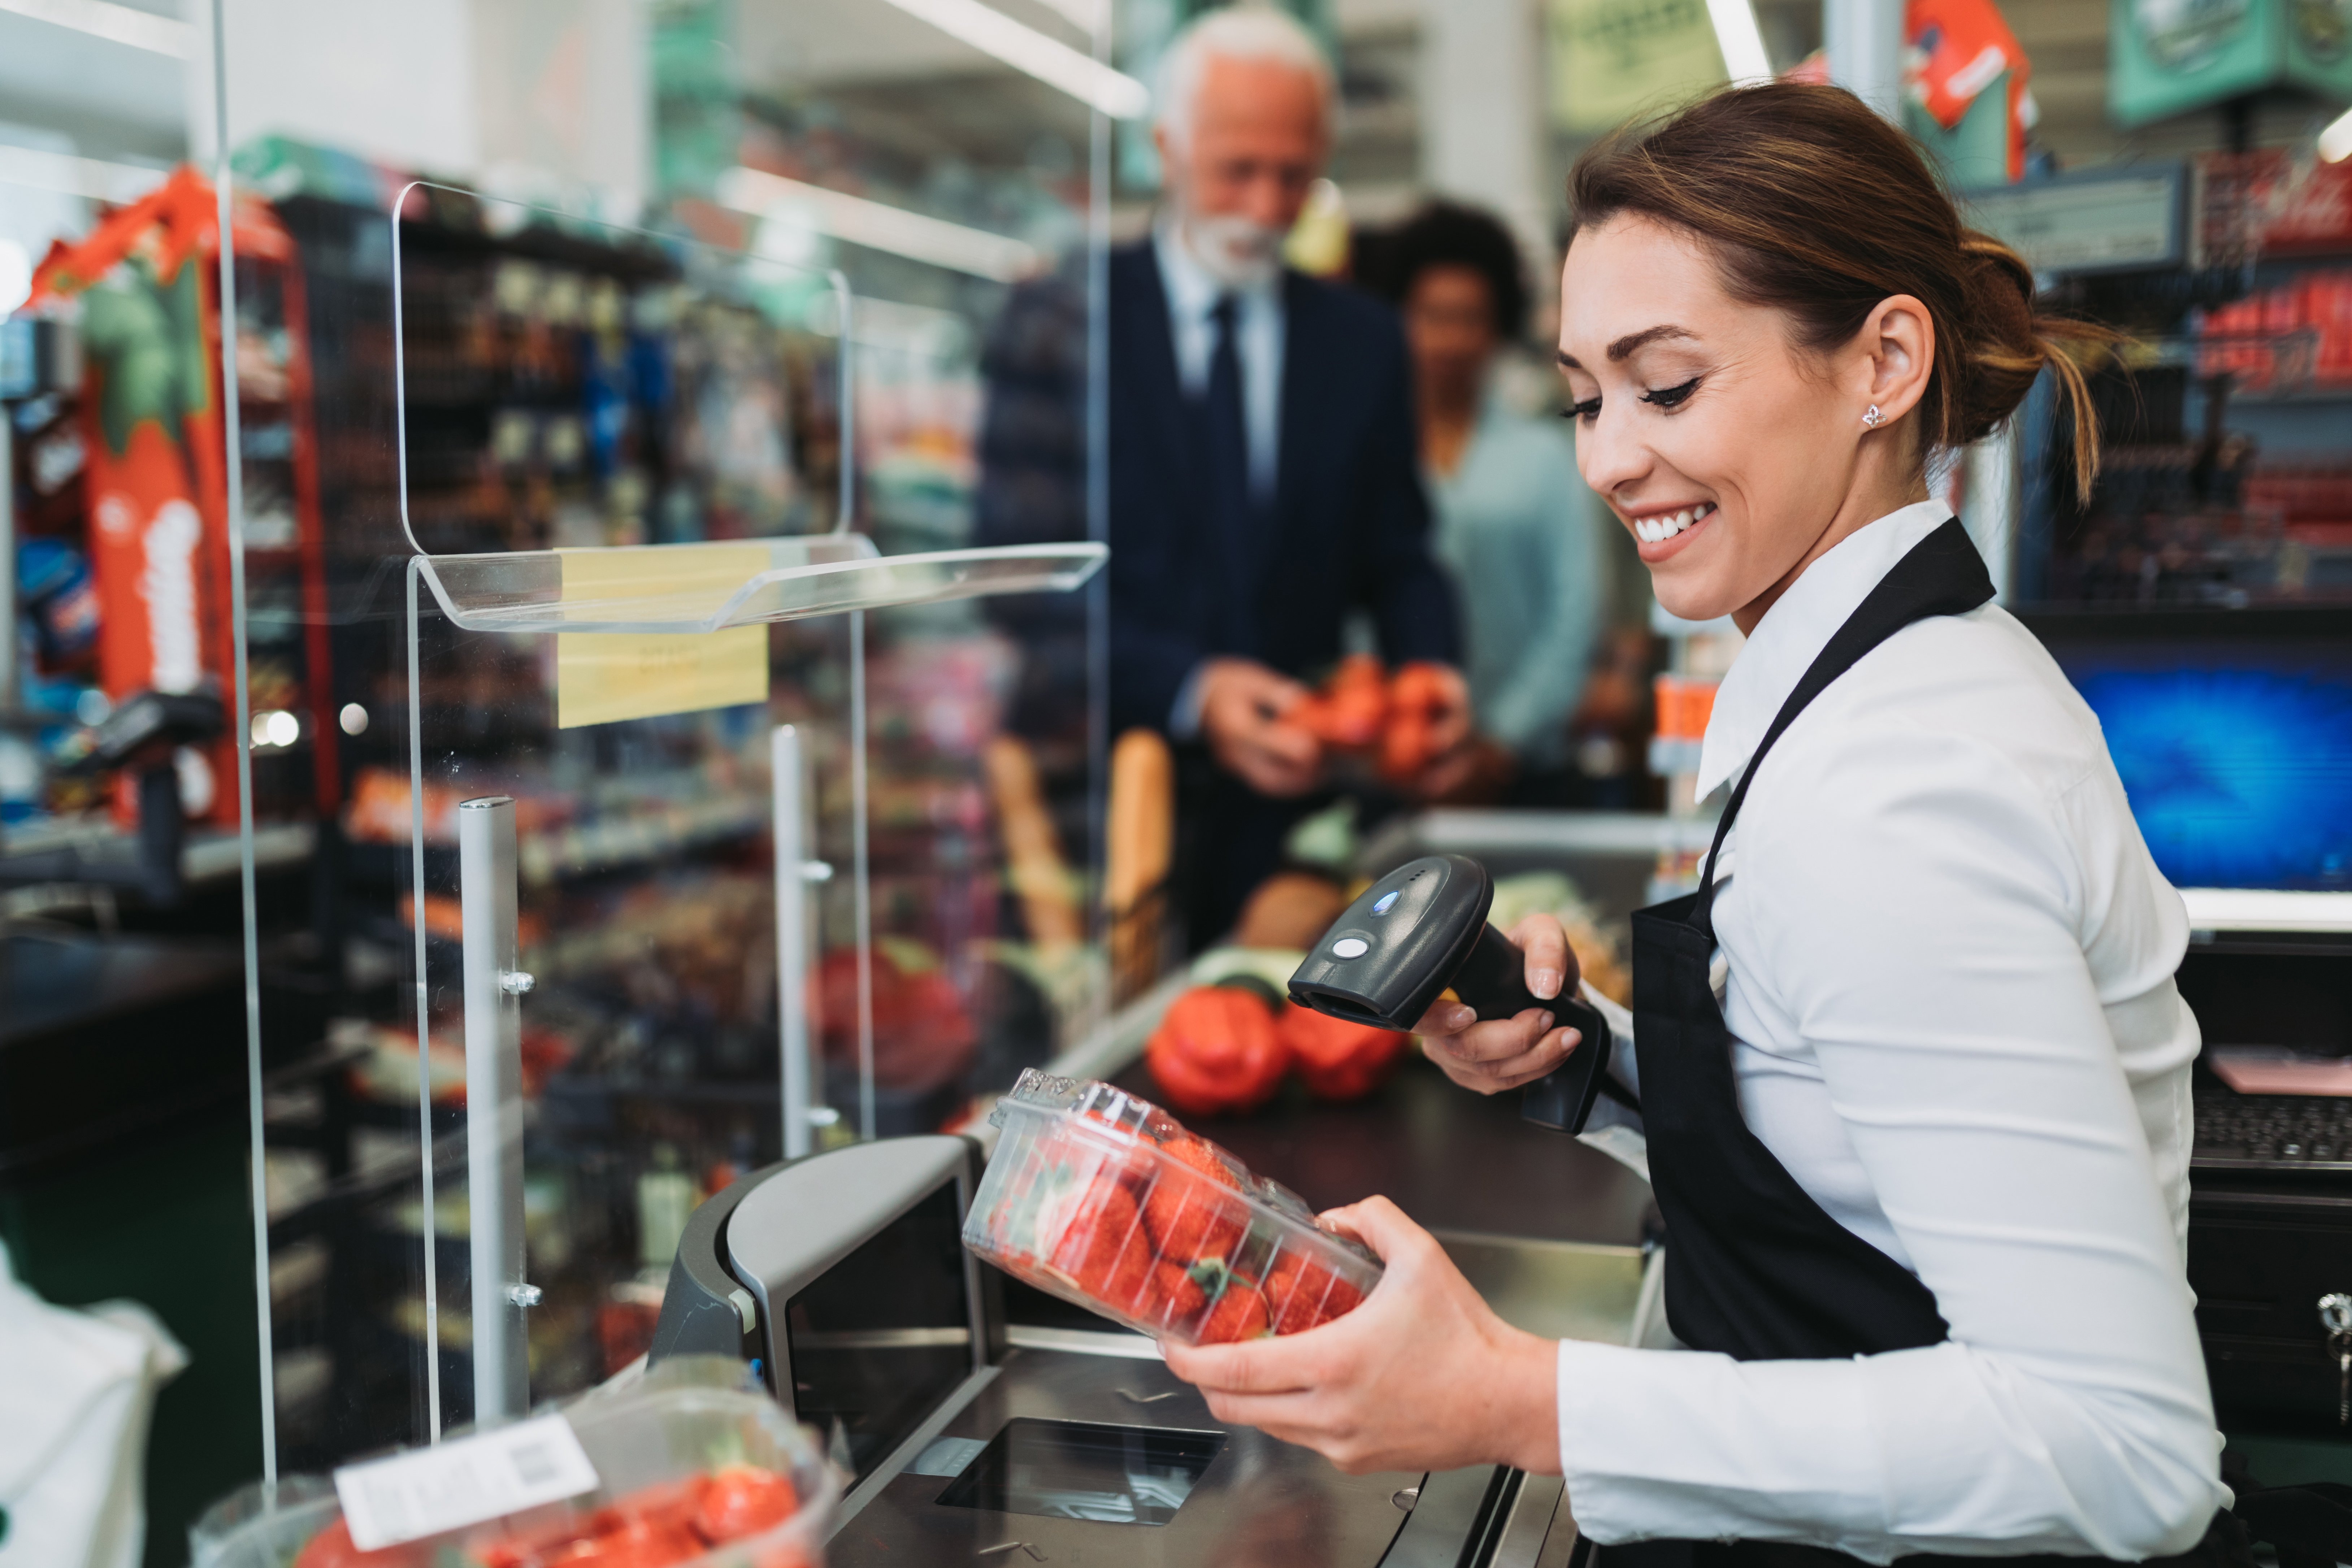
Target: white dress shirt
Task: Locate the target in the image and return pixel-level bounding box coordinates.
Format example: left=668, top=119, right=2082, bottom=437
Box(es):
left=1558, top=501, right=2229, bottom=1563
left=1155, top=221, right=1288, bottom=738
left=1153, top=220, right=1284, bottom=501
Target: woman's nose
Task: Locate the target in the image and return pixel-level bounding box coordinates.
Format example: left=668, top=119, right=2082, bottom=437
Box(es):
left=1574, top=406, right=1649, bottom=499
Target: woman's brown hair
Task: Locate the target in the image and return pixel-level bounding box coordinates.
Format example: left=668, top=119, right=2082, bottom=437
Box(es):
left=1568, top=83, right=2112, bottom=500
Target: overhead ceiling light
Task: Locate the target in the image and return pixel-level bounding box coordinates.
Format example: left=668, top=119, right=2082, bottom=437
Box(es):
left=871, top=0, right=1149, bottom=119
left=1705, top=0, right=1772, bottom=84
left=0, top=0, right=191, bottom=57
left=2323, top=106, right=2352, bottom=165
left=718, top=166, right=1043, bottom=283
left=0, top=143, right=170, bottom=203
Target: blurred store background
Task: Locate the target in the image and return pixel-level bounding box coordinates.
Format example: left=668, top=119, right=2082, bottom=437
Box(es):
left=3, top=0, right=2350, bottom=1563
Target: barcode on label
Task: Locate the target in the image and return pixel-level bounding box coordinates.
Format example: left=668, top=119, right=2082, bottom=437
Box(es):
left=335, top=1413, right=602, bottom=1552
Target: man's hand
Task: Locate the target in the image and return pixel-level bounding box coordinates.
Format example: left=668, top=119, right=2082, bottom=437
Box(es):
left=1414, top=913, right=1584, bottom=1094
left=1199, top=657, right=1322, bottom=797
left=1161, top=1197, right=1560, bottom=1476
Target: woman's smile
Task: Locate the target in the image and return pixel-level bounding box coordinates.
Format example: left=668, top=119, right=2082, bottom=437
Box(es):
left=1626, top=500, right=1716, bottom=559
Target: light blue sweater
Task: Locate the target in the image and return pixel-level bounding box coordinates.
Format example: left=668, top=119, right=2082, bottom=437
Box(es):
left=1427, top=400, right=1607, bottom=770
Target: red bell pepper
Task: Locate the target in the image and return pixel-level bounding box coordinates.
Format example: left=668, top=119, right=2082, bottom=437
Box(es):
left=1281, top=1007, right=1410, bottom=1102
left=1145, top=985, right=1290, bottom=1116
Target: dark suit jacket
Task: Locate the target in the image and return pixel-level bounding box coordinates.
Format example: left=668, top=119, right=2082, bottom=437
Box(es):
left=1103, top=241, right=1459, bottom=735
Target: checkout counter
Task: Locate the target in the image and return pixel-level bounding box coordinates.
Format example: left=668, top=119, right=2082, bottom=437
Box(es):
left=643, top=810, right=1696, bottom=1563
left=648, top=1121, right=1613, bottom=1565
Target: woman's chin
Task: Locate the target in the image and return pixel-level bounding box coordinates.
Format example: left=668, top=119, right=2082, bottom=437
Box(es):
left=1650, top=577, right=1736, bottom=626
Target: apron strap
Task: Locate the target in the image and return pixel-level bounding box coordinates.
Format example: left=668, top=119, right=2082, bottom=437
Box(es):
left=1696, top=519, right=1996, bottom=904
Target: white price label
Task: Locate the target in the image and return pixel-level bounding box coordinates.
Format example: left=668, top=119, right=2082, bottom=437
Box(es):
left=334, top=1414, right=601, bottom=1551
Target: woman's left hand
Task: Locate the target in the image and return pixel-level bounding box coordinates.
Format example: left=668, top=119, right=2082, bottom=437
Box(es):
left=1159, top=1196, right=1561, bottom=1477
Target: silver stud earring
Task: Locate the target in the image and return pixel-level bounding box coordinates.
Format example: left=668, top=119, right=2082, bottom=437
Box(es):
left=1863, top=405, right=1884, bottom=428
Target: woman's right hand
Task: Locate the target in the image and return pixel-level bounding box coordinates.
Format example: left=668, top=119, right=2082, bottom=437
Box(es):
left=1412, top=913, right=1584, bottom=1095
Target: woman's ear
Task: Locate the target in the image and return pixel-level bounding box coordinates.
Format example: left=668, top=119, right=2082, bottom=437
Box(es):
left=1861, top=294, right=1935, bottom=426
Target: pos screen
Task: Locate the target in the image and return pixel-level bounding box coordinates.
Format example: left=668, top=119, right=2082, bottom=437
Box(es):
left=2029, top=618, right=2352, bottom=891
left=784, top=1183, right=973, bottom=1486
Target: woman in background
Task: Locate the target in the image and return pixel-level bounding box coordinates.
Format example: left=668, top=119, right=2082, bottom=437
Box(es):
left=1374, top=202, right=1607, bottom=802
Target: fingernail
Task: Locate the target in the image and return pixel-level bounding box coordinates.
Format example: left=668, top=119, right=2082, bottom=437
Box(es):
left=1537, top=1012, right=1555, bottom=1033
left=1532, top=968, right=1562, bottom=999
left=1450, top=1005, right=1476, bottom=1030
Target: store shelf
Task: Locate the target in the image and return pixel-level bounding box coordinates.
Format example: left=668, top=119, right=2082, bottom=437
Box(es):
left=413, top=536, right=1106, bottom=635
left=0, top=817, right=315, bottom=893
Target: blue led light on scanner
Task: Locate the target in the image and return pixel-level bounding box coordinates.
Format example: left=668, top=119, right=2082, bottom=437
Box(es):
left=1372, top=890, right=1400, bottom=915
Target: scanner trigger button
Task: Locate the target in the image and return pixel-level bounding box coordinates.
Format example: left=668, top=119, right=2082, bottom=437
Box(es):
left=1332, top=938, right=1369, bottom=959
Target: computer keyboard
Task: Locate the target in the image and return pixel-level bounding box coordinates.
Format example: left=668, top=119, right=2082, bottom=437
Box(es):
left=2193, top=1086, right=2352, bottom=1172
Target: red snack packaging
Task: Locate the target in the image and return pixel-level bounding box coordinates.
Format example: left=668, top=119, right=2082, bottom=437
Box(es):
left=1144, top=982, right=1291, bottom=1116
left=1281, top=1006, right=1411, bottom=1102
left=965, top=1071, right=1384, bottom=1345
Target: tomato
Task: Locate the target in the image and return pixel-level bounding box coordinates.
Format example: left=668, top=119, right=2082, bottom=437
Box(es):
left=1195, top=1280, right=1271, bottom=1343
left=1262, top=1253, right=1368, bottom=1336
left=1281, top=1007, right=1410, bottom=1102
left=1145, top=986, right=1290, bottom=1117
left=291, top=1521, right=430, bottom=1568
left=693, top=1466, right=799, bottom=1544
left=1139, top=1136, right=1247, bottom=1263
left=1137, top=1258, right=1209, bottom=1333
left=1046, top=1181, right=1155, bottom=1314
left=1379, top=662, right=1453, bottom=783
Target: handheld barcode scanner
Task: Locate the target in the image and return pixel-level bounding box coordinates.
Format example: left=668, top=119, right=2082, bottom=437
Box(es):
left=1287, top=854, right=1613, bottom=1135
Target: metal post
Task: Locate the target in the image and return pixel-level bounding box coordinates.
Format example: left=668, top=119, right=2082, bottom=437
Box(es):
left=1824, top=0, right=1904, bottom=120
left=1973, top=426, right=2021, bottom=604
left=1, top=408, right=16, bottom=720
left=773, top=724, right=815, bottom=1159
left=459, top=795, right=530, bottom=1425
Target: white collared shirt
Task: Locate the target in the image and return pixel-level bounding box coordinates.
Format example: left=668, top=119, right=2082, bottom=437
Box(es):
left=1559, top=501, right=2229, bottom=1562
left=1153, top=220, right=1284, bottom=501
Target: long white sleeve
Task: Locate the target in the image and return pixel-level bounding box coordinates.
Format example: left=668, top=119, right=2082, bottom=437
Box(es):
left=1557, top=608, right=2227, bottom=1563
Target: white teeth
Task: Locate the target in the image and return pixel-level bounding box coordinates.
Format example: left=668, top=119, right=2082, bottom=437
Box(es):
left=1636, top=506, right=1714, bottom=544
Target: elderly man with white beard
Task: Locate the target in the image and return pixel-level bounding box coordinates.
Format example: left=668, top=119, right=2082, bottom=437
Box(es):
left=1083, top=8, right=1468, bottom=947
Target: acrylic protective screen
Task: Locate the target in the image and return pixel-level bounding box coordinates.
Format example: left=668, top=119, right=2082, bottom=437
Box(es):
left=2035, top=631, right=2352, bottom=890
left=935, top=1419, right=1225, bottom=1526
left=784, top=1183, right=973, bottom=1486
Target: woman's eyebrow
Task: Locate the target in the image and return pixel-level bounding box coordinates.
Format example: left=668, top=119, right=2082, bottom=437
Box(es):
left=1606, top=324, right=1696, bottom=361
left=1556, top=324, right=1699, bottom=373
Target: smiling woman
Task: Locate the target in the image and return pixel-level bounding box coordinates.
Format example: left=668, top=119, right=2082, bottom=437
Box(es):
left=1554, top=84, right=2112, bottom=631
left=1163, top=80, right=2243, bottom=1568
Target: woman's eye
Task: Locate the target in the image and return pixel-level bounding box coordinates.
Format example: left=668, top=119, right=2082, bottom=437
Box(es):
left=1566, top=396, right=1602, bottom=421
left=1640, top=378, right=1701, bottom=410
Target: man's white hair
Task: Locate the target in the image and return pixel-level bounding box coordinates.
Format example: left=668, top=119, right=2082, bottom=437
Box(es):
left=1154, top=6, right=1335, bottom=150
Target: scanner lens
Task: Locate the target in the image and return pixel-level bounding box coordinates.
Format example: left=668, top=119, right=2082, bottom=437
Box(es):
left=1372, top=890, right=1399, bottom=915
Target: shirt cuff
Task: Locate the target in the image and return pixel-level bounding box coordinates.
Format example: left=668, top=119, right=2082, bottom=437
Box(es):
left=1556, top=1338, right=1884, bottom=1554
left=1169, top=662, right=1211, bottom=741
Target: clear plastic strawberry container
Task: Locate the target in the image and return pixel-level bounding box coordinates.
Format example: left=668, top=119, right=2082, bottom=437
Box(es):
left=190, top=1367, right=834, bottom=1568
left=963, top=1069, right=1384, bottom=1345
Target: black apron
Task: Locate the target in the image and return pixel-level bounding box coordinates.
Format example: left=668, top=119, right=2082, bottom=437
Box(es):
left=1607, top=519, right=2245, bottom=1568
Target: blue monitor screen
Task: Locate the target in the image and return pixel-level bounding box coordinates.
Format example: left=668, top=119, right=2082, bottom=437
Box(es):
left=2037, top=637, right=2352, bottom=891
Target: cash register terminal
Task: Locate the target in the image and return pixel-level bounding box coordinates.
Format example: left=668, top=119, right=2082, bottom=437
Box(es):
left=647, top=1135, right=1577, bottom=1566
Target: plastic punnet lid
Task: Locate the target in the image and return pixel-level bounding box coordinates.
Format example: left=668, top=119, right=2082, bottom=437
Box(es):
left=967, top=1069, right=1383, bottom=1345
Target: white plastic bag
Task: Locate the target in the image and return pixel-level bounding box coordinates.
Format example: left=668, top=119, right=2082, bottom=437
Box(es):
left=0, top=1239, right=188, bottom=1568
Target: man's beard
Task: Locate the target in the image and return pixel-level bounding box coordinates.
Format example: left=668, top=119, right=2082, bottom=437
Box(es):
left=1180, top=210, right=1285, bottom=290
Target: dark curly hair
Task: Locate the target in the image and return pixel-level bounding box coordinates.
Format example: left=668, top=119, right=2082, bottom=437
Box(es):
left=1366, top=200, right=1530, bottom=342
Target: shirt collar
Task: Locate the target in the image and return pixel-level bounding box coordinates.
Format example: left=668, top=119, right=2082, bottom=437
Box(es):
left=1154, top=216, right=1280, bottom=318
left=1694, top=500, right=1958, bottom=804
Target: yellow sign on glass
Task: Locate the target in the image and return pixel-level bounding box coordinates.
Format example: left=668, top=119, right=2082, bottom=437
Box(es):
left=555, top=544, right=771, bottom=728
left=1549, top=0, right=1726, bottom=132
